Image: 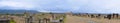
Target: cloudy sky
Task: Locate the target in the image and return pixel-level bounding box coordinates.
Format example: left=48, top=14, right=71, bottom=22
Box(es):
left=0, top=0, right=120, bottom=13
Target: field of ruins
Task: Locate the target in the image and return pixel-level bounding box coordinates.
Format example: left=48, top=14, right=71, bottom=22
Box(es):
left=0, top=12, right=120, bottom=23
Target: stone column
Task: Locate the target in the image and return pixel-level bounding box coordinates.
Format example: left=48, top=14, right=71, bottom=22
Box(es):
left=112, top=13, right=119, bottom=19
left=118, top=15, right=120, bottom=19
left=100, top=15, right=105, bottom=19
left=91, top=14, right=94, bottom=18
left=39, top=19, right=42, bottom=23
left=107, top=14, right=112, bottom=20
left=94, top=14, right=98, bottom=18
left=115, top=14, right=119, bottom=19
left=112, top=14, right=115, bottom=19
left=88, top=14, right=91, bottom=18
left=86, top=14, right=89, bottom=18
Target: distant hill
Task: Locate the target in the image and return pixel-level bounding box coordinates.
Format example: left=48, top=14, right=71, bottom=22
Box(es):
left=0, top=10, right=39, bottom=14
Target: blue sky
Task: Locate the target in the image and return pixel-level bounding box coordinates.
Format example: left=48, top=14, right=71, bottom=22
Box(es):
left=0, top=0, right=120, bottom=13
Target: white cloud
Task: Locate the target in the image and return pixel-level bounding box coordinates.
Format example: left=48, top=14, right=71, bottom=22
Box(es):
left=0, top=0, right=66, bottom=11
left=88, top=0, right=120, bottom=13
left=66, top=0, right=88, bottom=12
left=1, top=0, right=120, bottom=13
left=1, top=1, right=30, bottom=7
left=0, top=1, right=36, bottom=10
left=65, top=0, right=120, bottom=13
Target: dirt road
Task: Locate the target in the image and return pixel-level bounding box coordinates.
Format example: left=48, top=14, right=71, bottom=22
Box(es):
left=65, top=15, right=98, bottom=23
left=65, top=15, right=120, bottom=23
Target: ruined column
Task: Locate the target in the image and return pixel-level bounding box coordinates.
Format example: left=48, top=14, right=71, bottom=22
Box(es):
left=101, top=15, right=105, bottom=19
left=112, top=14, right=115, bottom=19
left=81, top=13, right=87, bottom=17
left=88, top=14, right=91, bottom=18
left=39, top=19, right=42, bottom=23
left=91, top=14, right=94, bottom=18
left=107, top=14, right=112, bottom=20
left=86, top=13, right=89, bottom=18
left=118, top=15, right=120, bottom=19
left=114, top=14, right=119, bottom=19
left=94, top=14, right=98, bottom=18
left=45, top=18, right=50, bottom=23
left=97, top=14, right=101, bottom=18
left=112, top=13, right=118, bottom=19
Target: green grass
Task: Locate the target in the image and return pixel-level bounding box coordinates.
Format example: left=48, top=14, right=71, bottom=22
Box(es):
left=62, top=15, right=66, bottom=23
left=10, top=19, right=16, bottom=23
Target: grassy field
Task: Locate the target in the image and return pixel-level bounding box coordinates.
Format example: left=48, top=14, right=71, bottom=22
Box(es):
left=10, top=19, right=16, bottom=23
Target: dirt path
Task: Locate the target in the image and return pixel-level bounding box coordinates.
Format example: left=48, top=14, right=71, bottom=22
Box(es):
left=65, top=15, right=98, bottom=23
left=65, top=15, right=120, bottom=23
